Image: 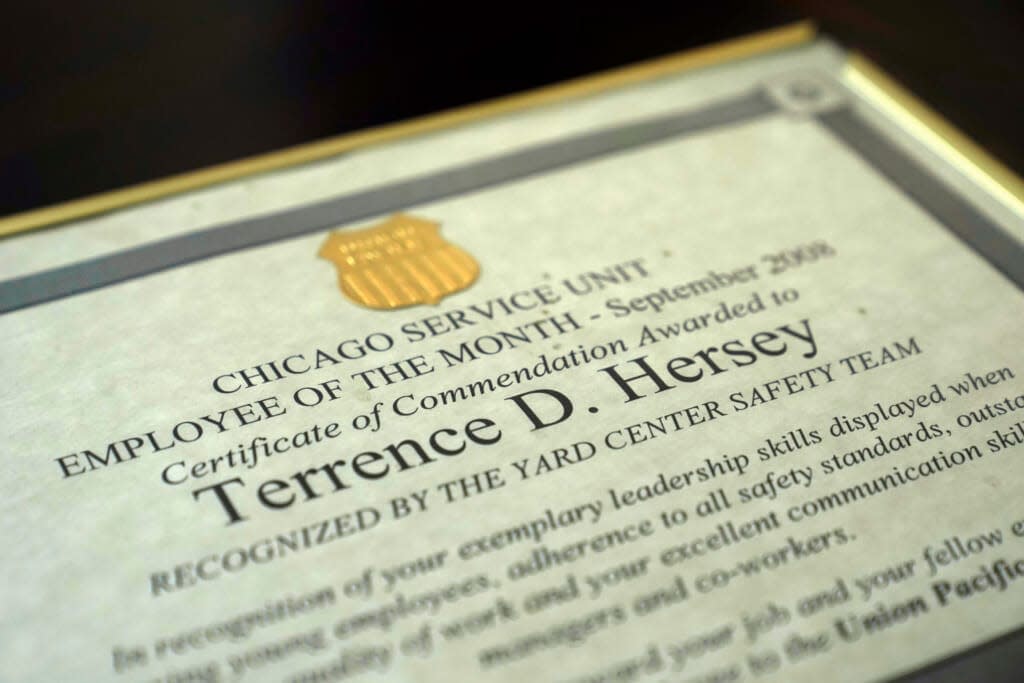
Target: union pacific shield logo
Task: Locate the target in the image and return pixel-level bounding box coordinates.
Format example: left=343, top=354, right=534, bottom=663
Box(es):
left=318, top=214, right=479, bottom=309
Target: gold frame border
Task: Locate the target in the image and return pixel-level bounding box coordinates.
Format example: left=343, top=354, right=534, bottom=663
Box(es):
left=0, top=22, right=815, bottom=239
left=845, top=53, right=1024, bottom=215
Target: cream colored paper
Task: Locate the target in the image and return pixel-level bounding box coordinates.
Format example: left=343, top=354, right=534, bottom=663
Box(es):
left=2, top=40, right=1023, bottom=683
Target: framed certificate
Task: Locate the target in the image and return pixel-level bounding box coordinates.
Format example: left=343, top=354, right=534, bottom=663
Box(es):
left=2, top=23, right=1022, bottom=682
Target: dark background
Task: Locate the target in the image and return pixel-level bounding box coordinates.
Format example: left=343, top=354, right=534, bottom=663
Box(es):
left=2, top=1, right=1021, bottom=219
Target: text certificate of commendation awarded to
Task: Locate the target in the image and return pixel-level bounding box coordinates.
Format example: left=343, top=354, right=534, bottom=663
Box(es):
left=2, top=28, right=1023, bottom=683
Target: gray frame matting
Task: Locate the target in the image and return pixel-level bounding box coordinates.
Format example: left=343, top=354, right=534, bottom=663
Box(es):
left=1, top=82, right=1020, bottom=314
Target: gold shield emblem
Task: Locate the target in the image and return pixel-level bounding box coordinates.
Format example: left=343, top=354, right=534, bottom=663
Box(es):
left=318, top=213, right=480, bottom=309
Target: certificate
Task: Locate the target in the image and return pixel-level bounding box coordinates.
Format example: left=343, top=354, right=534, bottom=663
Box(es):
left=2, top=24, right=1023, bottom=682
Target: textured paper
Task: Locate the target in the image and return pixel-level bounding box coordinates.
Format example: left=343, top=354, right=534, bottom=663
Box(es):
left=1, top=40, right=1023, bottom=683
